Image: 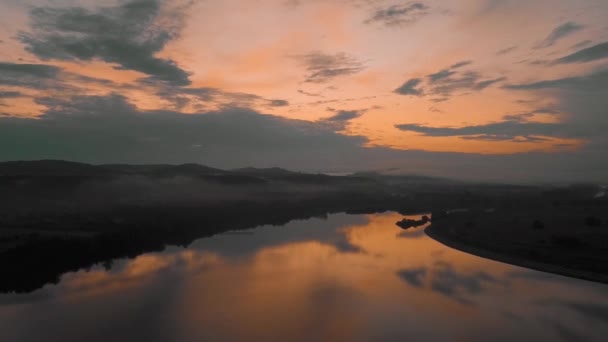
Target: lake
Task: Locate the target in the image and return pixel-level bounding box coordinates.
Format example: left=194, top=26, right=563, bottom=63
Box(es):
left=1, top=212, right=607, bottom=341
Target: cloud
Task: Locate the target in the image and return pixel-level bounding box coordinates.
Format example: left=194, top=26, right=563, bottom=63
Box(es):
left=570, top=40, right=593, bottom=50
left=496, top=46, right=517, bottom=55
left=0, top=61, right=121, bottom=100
left=297, top=89, right=324, bottom=97
left=504, top=69, right=608, bottom=91
left=396, top=264, right=496, bottom=306
left=0, top=93, right=372, bottom=168
left=450, top=60, right=473, bottom=69
left=141, top=82, right=282, bottom=112
left=323, top=110, right=363, bottom=122
left=0, top=62, right=61, bottom=89
left=535, top=22, right=585, bottom=49
left=553, top=41, right=608, bottom=64
left=459, top=134, right=550, bottom=143
left=394, top=78, right=424, bottom=95
left=1, top=93, right=607, bottom=183
left=268, top=99, right=290, bottom=107
left=428, top=71, right=505, bottom=96
left=396, top=65, right=608, bottom=149
left=478, top=0, right=509, bottom=15
left=428, top=69, right=457, bottom=82
left=0, top=91, right=24, bottom=98
left=0, top=62, right=60, bottom=78
left=502, top=108, right=559, bottom=122
left=17, top=0, right=192, bottom=86
left=395, top=61, right=506, bottom=98
left=365, top=2, right=429, bottom=27
left=429, top=266, right=496, bottom=305
left=472, top=77, right=507, bottom=90
left=395, top=120, right=578, bottom=142
left=295, top=51, right=365, bottom=83
left=503, top=67, right=608, bottom=165
left=396, top=268, right=427, bottom=287
left=428, top=67, right=506, bottom=95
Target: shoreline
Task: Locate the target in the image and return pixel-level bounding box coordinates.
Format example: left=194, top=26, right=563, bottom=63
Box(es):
left=425, top=224, right=608, bottom=285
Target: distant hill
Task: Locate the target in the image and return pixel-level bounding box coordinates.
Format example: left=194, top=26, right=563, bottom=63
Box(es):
left=0, top=160, right=456, bottom=186
left=102, top=163, right=227, bottom=177
left=351, top=171, right=455, bottom=184
left=0, top=160, right=114, bottom=177
left=231, top=167, right=298, bottom=176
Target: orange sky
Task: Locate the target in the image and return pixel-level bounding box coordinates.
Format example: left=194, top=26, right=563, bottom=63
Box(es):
left=1, top=0, right=607, bottom=168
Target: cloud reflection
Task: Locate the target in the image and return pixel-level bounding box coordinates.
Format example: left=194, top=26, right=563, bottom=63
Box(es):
left=1, top=212, right=608, bottom=341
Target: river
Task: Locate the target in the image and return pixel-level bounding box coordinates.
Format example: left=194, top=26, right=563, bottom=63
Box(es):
left=1, top=212, right=607, bottom=341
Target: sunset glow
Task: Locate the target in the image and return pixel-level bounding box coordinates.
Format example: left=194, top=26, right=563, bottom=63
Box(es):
left=1, top=0, right=607, bottom=181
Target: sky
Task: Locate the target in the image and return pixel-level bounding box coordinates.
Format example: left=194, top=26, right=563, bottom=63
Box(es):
left=0, top=0, right=607, bottom=182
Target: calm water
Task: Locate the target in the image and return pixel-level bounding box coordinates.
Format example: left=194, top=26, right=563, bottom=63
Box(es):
left=1, top=212, right=608, bottom=342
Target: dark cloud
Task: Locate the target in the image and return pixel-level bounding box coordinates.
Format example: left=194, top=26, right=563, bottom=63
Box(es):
left=0, top=93, right=371, bottom=168
left=473, top=77, right=507, bottom=90
left=297, top=89, right=324, bottom=97
left=429, top=265, right=496, bottom=305
left=535, top=22, right=585, bottom=49
left=570, top=40, right=593, bottom=50
left=553, top=41, right=608, bottom=64
left=396, top=268, right=427, bottom=287
left=399, top=67, right=608, bottom=147
left=0, top=62, right=60, bottom=78
left=397, top=264, right=496, bottom=306
left=1, top=93, right=607, bottom=182
left=0, top=62, right=61, bottom=89
left=395, top=61, right=506, bottom=98
left=17, top=0, right=192, bottom=86
left=450, top=60, right=473, bottom=69
left=504, top=69, right=608, bottom=91
left=428, top=71, right=506, bottom=96
left=526, top=59, right=550, bottom=66
left=149, top=83, right=279, bottom=111
left=397, top=228, right=427, bottom=239
left=428, top=69, right=457, bottom=82
left=502, top=108, right=559, bottom=122
left=0, top=91, right=24, bottom=98
left=0, top=61, right=118, bottom=98
left=459, top=134, right=550, bottom=143
left=394, top=78, right=424, bottom=95
left=268, top=99, right=290, bottom=107
left=496, top=46, right=517, bottom=55
left=365, top=2, right=429, bottom=27
left=503, top=67, right=608, bottom=168
left=323, top=110, right=363, bottom=122
left=395, top=121, right=577, bottom=142
left=295, top=51, right=365, bottom=83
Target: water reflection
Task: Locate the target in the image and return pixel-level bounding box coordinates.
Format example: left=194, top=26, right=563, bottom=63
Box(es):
left=1, top=212, right=608, bottom=341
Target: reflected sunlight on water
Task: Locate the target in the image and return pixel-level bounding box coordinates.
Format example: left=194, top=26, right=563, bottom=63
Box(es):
left=1, top=212, right=608, bottom=341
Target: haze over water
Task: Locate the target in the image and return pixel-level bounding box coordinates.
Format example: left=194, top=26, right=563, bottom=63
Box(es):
left=1, top=213, right=607, bottom=342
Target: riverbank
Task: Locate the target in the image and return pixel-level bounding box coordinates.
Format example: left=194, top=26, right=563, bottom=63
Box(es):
left=425, top=205, right=608, bottom=284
